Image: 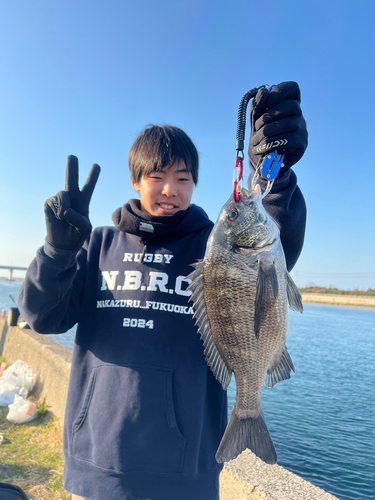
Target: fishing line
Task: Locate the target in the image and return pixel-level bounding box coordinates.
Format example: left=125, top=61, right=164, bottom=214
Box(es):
left=233, top=85, right=285, bottom=201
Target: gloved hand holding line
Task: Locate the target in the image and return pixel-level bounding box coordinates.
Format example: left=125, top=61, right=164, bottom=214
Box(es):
left=248, top=81, right=308, bottom=177
left=44, top=155, right=101, bottom=251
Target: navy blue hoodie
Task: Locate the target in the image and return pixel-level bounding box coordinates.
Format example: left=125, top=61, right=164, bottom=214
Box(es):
left=18, top=169, right=306, bottom=500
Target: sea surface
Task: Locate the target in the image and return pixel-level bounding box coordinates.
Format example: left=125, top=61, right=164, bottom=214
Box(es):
left=1, top=278, right=374, bottom=500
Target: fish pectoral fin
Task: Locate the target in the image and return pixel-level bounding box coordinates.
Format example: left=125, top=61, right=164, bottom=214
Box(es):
left=286, top=272, right=303, bottom=313
left=254, top=262, right=278, bottom=338
left=265, top=346, right=295, bottom=388
left=186, top=260, right=232, bottom=390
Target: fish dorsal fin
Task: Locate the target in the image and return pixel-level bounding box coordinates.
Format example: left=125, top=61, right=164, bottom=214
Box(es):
left=286, top=272, right=303, bottom=313
left=254, top=261, right=278, bottom=338
left=265, top=346, right=295, bottom=388
left=187, top=261, right=232, bottom=390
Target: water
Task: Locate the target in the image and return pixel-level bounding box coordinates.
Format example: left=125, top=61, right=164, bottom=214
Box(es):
left=228, top=304, right=375, bottom=500
left=1, top=279, right=374, bottom=499
left=0, top=279, right=25, bottom=312
left=0, top=278, right=76, bottom=349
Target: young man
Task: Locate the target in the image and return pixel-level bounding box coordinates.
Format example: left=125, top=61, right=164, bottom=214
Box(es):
left=18, top=82, right=308, bottom=500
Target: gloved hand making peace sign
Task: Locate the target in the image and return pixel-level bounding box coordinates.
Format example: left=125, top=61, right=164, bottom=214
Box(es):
left=44, top=155, right=101, bottom=251
left=248, top=81, right=308, bottom=177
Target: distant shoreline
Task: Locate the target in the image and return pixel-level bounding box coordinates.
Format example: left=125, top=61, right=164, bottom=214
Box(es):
left=301, top=293, right=375, bottom=309
left=1, top=278, right=374, bottom=308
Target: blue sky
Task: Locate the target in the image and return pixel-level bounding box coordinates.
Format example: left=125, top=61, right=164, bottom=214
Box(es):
left=0, top=0, right=374, bottom=289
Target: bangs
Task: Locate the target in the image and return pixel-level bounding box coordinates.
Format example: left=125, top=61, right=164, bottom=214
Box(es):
left=128, top=125, right=199, bottom=184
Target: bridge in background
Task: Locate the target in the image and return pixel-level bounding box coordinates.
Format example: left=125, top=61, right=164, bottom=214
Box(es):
left=0, top=266, right=28, bottom=281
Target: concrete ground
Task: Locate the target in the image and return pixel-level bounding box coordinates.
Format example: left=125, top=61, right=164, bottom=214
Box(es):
left=221, top=450, right=339, bottom=500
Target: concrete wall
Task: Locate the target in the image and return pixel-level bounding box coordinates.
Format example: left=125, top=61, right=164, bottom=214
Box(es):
left=302, top=293, right=375, bottom=308
left=0, top=318, right=72, bottom=424
left=0, top=317, right=338, bottom=500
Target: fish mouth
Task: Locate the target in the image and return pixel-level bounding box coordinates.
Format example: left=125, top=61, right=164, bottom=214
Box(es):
left=241, top=184, right=261, bottom=204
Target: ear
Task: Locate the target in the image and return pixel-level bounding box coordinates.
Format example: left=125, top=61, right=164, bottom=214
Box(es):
left=132, top=179, right=140, bottom=192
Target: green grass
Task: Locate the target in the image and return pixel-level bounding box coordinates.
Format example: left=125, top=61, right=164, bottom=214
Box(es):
left=0, top=393, right=70, bottom=499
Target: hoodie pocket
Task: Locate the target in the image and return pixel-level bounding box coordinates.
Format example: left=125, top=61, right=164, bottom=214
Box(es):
left=71, top=364, right=186, bottom=473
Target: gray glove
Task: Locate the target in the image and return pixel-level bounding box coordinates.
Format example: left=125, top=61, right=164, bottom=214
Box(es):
left=44, top=155, right=101, bottom=251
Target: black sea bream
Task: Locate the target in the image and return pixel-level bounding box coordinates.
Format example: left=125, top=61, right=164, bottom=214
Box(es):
left=187, top=184, right=303, bottom=464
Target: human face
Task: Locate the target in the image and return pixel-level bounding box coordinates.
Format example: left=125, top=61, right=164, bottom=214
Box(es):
left=132, top=160, right=194, bottom=216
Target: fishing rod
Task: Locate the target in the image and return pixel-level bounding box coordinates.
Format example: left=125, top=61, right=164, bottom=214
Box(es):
left=8, top=294, right=17, bottom=305
left=233, top=85, right=285, bottom=201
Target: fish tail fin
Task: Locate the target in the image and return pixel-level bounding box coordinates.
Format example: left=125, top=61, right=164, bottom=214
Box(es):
left=215, top=409, right=277, bottom=465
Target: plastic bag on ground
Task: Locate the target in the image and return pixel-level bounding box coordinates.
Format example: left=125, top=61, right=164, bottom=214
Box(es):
left=0, top=383, right=20, bottom=405
left=0, top=360, right=35, bottom=391
left=7, top=395, right=37, bottom=424
left=0, top=360, right=35, bottom=406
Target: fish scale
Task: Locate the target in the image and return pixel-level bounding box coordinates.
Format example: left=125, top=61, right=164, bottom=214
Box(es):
left=187, top=184, right=303, bottom=464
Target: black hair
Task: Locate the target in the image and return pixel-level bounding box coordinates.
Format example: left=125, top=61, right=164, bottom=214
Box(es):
left=128, top=124, right=199, bottom=184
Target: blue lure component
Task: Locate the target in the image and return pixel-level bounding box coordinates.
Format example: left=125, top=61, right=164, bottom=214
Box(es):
left=261, top=152, right=285, bottom=180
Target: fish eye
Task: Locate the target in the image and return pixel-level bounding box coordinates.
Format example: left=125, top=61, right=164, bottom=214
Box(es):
left=228, top=209, right=238, bottom=221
